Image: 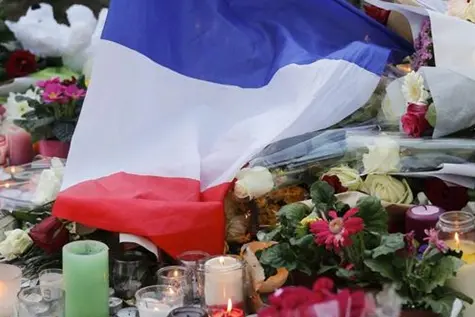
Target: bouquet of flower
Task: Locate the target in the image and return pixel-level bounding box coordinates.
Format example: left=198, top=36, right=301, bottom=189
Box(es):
left=12, top=76, right=86, bottom=142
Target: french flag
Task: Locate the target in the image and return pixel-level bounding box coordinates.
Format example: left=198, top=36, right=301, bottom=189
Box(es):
left=53, top=0, right=412, bottom=257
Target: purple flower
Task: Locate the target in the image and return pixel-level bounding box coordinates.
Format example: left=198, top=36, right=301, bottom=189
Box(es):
left=423, top=228, right=448, bottom=253
left=42, top=83, right=66, bottom=103
left=64, top=85, right=86, bottom=100
left=37, top=77, right=61, bottom=89
left=411, top=18, right=435, bottom=71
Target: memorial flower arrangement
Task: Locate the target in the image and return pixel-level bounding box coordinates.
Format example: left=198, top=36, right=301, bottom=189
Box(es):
left=12, top=76, right=87, bottom=143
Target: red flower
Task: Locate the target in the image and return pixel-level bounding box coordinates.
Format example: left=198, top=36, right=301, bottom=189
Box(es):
left=321, top=175, right=347, bottom=194
left=5, top=50, right=37, bottom=78
left=424, top=178, right=468, bottom=211
left=401, top=103, right=430, bottom=137
left=364, top=4, right=391, bottom=25
left=29, top=216, right=69, bottom=254
left=310, top=208, right=364, bottom=251
left=312, top=277, right=334, bottom=294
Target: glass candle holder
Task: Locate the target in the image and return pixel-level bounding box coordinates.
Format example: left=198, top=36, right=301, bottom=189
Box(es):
left=135, top=285, right=184, bottom=317
left=196, top=256, right=246, bottom=314
left=436, top=211, right=475, bottom=316
left=0, top=264, right=22, bottom=317
left=156, top=266, right=193, bottom=305
left=39, top=269, right=63, bottom=300
left=17, top=286, right=65, bottom=317
left=177, top=251, right=210, bottom=304
left=63, top=240, right=109, bottom=317
left=112, top=250, right=149, bottom=300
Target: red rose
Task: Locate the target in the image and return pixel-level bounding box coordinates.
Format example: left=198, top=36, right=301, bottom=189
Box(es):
left=321, top=175, right=347, bottom=194
left=424, top=178, right=469, bottom=211
left=401, top=103, right=430, bottom=137
left=5, top=50, right=38, bottom=79
left=29, top=216, right=69, bottom=254
left=364, top=4, right=391, bottom=25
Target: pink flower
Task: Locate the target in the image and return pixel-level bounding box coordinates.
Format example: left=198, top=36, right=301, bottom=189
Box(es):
left=310, top=208, right=364, bottom=251
left=37, top=77, right=61, bottom=89
left=64, top=85, right=86, bottom=100
left=42, top=83, right=66, bottom=103
left=423, top=228, right=448, bottom=253
left=401, top=103, right=431, bottom=137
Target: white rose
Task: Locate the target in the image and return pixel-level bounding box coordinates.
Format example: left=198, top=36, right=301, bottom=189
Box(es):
left=363, top=137, right=401, bottom=174
left=234, top=166, right=274, bottom=199
left=323, top=166, right=363, bottom=191
left=401, top=71, right=429, bottom=104
left=33, top=169, right=62, bottom=204
left=362, top=174, right=413, bottom=204
left=0, top=229, right=33, bottom=260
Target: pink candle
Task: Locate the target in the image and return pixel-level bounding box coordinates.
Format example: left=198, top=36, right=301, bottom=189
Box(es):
left=5, top=127, right=33, bottom=165
left=406, top=205, right=445, bottom=242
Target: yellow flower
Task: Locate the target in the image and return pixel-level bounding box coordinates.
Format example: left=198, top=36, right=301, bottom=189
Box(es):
left=300, top=213, right=320, bottom=226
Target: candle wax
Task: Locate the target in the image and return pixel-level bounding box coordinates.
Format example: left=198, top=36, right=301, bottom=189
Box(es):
left=447, top=239, right=475, bottom=317
left=204, top=256, right=244, bottom=307
left=446, top=240, right=475, bottom=264
left=211, top=308, right=244, bottom=317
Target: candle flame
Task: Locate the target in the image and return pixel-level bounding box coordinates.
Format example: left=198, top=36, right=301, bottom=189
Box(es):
left=219, top=256, right=225, bottom=265
left=227, top=299, right=232, bottom=313
left=455, top=232, right=461, bottom=250
left=4, top=183, right=10, bottom=188
left=10, top=167, right=16, bottom=174
left=173, top=270, right=179, bottom=277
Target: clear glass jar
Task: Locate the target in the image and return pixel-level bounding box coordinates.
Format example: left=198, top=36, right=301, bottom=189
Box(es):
left=436, top=211, right=475, bottom=244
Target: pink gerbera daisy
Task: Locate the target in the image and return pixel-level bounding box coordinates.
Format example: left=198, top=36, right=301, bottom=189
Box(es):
left=310, top=208, right=364, bottom=251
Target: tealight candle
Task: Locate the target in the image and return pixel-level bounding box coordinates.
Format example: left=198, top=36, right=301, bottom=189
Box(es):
left=406, top=205, right=444, bottom=242
left=211, top=299, right=244, bottom=317
left=135, top=285, right=184, bottom=317
left=0, top=264, right=22, bottom=317
left=203, top=256, right=244, bottom=308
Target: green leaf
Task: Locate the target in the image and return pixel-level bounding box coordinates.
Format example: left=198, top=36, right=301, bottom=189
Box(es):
left=317, top=265, right=337, bottom=275
left=356, top=196, right=388, bottom=233
left=424, top=256, right=464, bottom=293
left=260, top=227, right=281, bottom=242
left=425, top=104, right=436, bottom=127
left=52, top=122, right=75, bottom=142
left=423, top=295, right=456, bottom=317
left=290, top=234, right=314, bottom=248
left=259, top=243, right=298, bottom=272
left=310, top=181, right=336, bottom=211
left=371, top=233, right=405, bottom=258
left=364, top=258, right=398, bottom=281
left=277, top=203, right=311, bottom=227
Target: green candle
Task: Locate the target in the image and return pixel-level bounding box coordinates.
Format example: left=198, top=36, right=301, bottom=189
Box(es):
left=63, top=240, right=109, bottom=317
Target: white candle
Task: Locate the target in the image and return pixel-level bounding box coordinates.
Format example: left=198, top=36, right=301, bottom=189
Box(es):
left=137, top=298, right=173, bottom=317
left=204, top=256, right=243, bottom=307
left=447, top=236, right=475, bottom=316
left=0, top=265, right=22, bottom=317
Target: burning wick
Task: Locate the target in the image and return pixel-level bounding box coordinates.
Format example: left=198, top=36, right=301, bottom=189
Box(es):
left=173, top=270, right=179, bottom=277
left=219, top=256, right=225, bottom=266
left=455, top=232, right=461, bottom=251
left=227, top=298, right=232, bottom=314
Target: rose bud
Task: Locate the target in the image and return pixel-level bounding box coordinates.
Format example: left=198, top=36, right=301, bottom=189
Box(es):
left=29, top=216, right=69, bottom=254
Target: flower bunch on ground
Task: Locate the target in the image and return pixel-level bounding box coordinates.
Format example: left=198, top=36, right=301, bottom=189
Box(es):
left=12, top=76, right=86, bottom=142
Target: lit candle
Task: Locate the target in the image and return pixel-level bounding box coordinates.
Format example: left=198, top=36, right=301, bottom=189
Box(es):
left=0, top=264, right=22, bottom=317
left=136, top=285, right=184, bottom=317
left=137, top=298, right=173, bottom=317
left=405, top=205, right=445, bottom=242
left=204, top=256, right=244, bottom=308
left=447, top=233, right=475, bottom=316
left=211, top=299, right=244, bottom=317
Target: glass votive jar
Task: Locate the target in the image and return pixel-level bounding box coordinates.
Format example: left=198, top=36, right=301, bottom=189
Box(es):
left=177, top=251, right=210, bottom=303
left=39, top=269, right=63, bottom=300
left=436, top=211, right=475, bottom=316
left=156, top=266, right=193, bottom=305
left=112, top=250, right=149, bottom=300
left=17, top=286, right=65, bottom=317
left=135, top=285, right=183, bottom=317
left=0, top=264, right=22, bottom=317
left=196, top=255, right=246, bottom=314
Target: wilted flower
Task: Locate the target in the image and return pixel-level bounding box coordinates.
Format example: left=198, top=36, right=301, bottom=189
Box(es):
left=310, top=208, right=364, bottom=251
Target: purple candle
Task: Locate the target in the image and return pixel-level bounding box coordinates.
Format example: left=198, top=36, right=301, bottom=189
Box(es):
left=406, top=205, right=445, bottom=242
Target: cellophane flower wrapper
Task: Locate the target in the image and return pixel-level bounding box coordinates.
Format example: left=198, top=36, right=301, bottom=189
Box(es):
left=345, top=131, right=475, bottom=173
left=384, top=66, right=475, bottom=138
